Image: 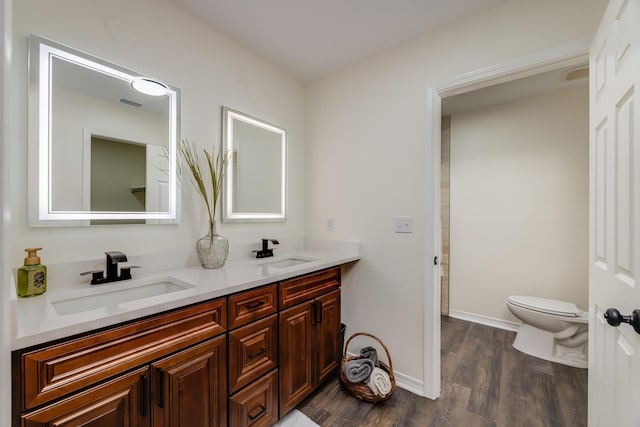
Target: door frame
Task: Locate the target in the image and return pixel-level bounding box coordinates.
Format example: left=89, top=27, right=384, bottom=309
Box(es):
left=423, top=38, right=591, bottom=399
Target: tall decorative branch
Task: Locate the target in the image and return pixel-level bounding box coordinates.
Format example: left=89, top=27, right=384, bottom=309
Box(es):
left=179, top=138, right=231, bottom=237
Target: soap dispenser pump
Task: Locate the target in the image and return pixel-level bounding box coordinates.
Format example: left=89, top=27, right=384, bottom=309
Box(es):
left=17, top=247, right=47, bottom=297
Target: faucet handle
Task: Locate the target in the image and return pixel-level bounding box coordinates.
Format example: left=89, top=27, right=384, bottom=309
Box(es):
left=119, top=265, right=140, bottom=280
left=80, top=270, right=104, bottom=285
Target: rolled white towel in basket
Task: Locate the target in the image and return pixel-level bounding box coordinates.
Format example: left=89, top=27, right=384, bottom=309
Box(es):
left=367, top=367, right=392, bottom=397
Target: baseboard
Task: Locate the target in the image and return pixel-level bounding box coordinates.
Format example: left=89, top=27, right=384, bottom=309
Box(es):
left=448, top=309, right=520, bottom=332
left=394, top=371, right=427, bottom=397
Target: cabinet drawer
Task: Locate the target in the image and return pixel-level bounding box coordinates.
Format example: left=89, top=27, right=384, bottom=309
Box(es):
left=228, top=315, right=278, bottom=394
left=21, top=366, right=151, bottom=427
left=229, top=370, right=278, bottom=427
left=21, top=298, right=226, bottom=411
left=228, top=285, right=277, bottom=330
left=279, top=267, right=341, bottom=309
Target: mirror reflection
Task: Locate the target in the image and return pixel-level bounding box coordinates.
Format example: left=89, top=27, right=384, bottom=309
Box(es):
left=28, top=34, right=180, bottom=225
left=222, top=107, right=286, bottom=222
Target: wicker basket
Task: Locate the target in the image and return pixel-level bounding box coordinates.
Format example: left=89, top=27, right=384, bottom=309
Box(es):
left=338, top=332, right=396, bottom=403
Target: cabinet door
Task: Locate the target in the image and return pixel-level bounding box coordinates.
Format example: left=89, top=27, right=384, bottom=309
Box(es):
left=152, top=335, right=227, bottom=427
left=314, top=289, right=341, bottom=385
left=279, top=301, right=314, bottom=416
left=22, top=367, right=151, bottom=427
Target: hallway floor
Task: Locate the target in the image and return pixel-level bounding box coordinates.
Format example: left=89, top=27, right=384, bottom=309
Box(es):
left=298, top=316, right=588, bottom=426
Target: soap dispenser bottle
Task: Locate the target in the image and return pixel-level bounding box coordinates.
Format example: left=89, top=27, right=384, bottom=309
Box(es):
left=17, top=247, right=47, bottom=297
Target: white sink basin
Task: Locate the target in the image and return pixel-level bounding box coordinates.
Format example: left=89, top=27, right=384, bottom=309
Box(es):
left=52, top=277, right=194, bottom=316
left=258, top=256, right=316, bottom=269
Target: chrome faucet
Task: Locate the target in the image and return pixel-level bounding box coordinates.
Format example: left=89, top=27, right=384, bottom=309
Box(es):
left=80, top=251, right=139, bottom=285
left=254, top=239, right=279, bottom=258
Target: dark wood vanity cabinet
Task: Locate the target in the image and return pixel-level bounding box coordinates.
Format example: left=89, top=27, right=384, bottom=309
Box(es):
left=278, top=268, right=341, bottom=417
left=14, top=298, right=227, bottom=427
left=14, top=266, right=344, bottom=427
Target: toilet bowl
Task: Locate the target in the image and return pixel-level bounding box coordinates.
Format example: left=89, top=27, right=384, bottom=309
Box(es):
left=506, top=295, right=588, bottom=369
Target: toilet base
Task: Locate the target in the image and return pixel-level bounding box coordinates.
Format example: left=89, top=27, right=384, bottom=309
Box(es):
left=512, top=323, right=587, bottom=369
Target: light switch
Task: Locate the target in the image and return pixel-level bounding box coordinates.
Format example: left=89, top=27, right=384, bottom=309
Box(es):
left=394, top=216, right=413, bottom=233
left=327, top=218, right=335, bottom=231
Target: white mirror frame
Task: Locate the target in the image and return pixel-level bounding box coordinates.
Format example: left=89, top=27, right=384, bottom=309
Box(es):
left=222, top=106, right=286, bottom=222
left=28, top=34, right=180, bottom=226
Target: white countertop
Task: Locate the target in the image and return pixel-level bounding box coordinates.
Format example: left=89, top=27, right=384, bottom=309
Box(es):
left=10, top=241, right=359, bottom=350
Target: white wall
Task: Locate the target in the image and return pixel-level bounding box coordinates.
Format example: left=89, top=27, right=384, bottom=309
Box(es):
left=1, top=0, right=12, bottom=424
left=449, top=85, right=589, bottom=323
left=11, top=0, right=306, bottom=266
left=306, top=0, right=605, bottom=390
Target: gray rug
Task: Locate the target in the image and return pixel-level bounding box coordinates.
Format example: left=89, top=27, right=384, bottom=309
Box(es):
left=274, top=409, right=319, bottom=427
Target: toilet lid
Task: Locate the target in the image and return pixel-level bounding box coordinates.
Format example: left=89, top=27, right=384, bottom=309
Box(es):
left=507, top=295, right=582, bottom=317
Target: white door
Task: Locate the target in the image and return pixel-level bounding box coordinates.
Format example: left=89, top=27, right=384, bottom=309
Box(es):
left=589, top=0, right=640, bottom=425
left=145, top=144, right=180, bottom=224
left=146, top=144, right=169, bottom=212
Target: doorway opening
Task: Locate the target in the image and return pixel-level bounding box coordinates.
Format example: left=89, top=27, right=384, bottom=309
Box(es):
left=423, top=38, right=591, bottom=399
left=439, top=62, right=590, bottom=324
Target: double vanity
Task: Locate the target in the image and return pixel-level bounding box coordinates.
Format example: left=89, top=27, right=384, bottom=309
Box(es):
left=10, top=243, right=359, bottom=426
left=12, top=30, right=351, bottom=427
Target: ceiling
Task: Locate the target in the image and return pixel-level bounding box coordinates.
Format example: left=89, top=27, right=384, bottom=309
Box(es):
left=168, top=0, right=509, bottom=82
left=166, top=0, right=588, bottom=114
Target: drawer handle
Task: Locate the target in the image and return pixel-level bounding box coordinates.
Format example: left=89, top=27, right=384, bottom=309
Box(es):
left=245, top=300, right=265, bottom=310
left=140, top=374, right=149, bottom=417
left=248, top=348, right=266, bottom=359
left=315, top=300, right=323, bottom=324
left=157, top=368, right=164, bottom=408
left=248, top=405, right=266, bottom=421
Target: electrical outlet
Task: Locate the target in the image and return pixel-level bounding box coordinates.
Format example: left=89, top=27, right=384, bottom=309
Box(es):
left=394, top=216, right=413, bottom=233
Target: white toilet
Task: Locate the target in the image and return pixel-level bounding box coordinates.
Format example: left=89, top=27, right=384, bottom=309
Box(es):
left=506, top=295, right=588, bottom=369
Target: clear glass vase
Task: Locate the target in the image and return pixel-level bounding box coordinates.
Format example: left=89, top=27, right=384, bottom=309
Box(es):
left=196, top=222, right=229, bottom=269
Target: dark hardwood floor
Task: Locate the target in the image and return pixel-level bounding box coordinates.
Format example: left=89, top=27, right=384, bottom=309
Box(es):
left=298, top=316, right=587, bottom=426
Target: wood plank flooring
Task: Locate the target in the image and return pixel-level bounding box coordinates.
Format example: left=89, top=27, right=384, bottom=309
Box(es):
left=297, top=316, right=587, bottom=426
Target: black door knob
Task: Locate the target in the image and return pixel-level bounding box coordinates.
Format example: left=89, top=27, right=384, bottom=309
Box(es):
left=604, top=308, right=640, bottom=334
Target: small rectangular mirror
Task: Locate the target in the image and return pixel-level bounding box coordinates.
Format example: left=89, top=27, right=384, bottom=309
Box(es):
left=222, top=107, right=286, bottom=222
left=28, top=34, right=181, bottom=226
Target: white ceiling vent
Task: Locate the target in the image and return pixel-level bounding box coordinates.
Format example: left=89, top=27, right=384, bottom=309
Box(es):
left=120, top=98, right=142, bottom=108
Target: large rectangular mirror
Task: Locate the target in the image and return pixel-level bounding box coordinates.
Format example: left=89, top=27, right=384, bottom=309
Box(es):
left=222, top=107, right=286, bottom=222
left=28, top=34, right=181, bottom=226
